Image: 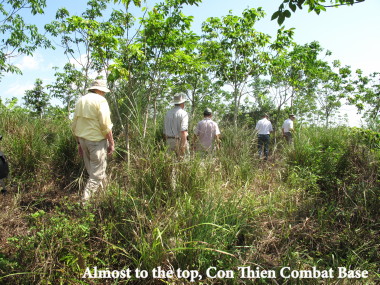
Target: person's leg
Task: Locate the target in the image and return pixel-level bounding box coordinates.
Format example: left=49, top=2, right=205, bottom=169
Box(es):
left=81, top=139, right=107, bottom=201
left=288, top=132, right=293, bottom=144
left=174, top=139, right=189, bottom=159
left=284, top=132, right=292, bottom=144
left=258, top=135, right=263, bottom=158
left=195, top=144, right=208, bottom=159
left=263, top=134, right=270, bottom=160
left=79, top=137, right=91, bottom=174
left=166, top=138, right=177, bottom=154
left=79, top=138, right=91, bottom=200
left=0, top=179, right=6, bottom=194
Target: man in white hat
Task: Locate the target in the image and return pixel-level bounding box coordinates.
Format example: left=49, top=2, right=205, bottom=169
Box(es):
left=282, top=114, right=296, bottom=144
left=72, top=79, right=115, bottom=202
left=192, top=108, right=221, bottom=155
left=163, top=92, right=189, bottom=157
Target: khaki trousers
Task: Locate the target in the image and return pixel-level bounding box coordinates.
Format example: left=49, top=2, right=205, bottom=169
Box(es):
left=195, top=142, right=214, bottom=156
left=166, top=138, right=189, bottom=157
left=79, top=138, right=107, bottom=201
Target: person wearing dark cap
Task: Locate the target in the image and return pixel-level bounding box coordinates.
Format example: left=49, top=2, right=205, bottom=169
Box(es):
left=282, top=114, right=296, bottom=144
left=255, top=113, right=273, bottom=160
left=193, top=108, right=221, bottom=155
left=72, top=79, right=114, bottom=202
left=163, top=92, right=189, bottom=157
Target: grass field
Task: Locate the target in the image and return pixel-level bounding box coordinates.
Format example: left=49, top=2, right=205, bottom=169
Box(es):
left=0, top=111, right=379, bottom=284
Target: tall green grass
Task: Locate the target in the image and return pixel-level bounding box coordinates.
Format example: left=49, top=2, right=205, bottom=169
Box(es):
left=0, top=112, right=379, bottom=284
left=0, top=109, right=81, bottom=191
left=280, top=126, right=380, bottom=282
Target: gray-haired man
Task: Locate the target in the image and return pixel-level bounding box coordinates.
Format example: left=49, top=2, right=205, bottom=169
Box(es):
left=163, top=93, right=189, bottom=157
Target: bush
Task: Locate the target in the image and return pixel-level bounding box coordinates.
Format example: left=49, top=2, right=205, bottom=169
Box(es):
left=282, top=126, right=380, bottom=279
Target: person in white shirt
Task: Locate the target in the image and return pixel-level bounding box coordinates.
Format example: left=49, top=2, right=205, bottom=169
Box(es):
left=282, top=114, right=296, bottom=144
left=193, top=108, right=221, bottom=155
left=164, top=93, right=189, bottom=157
left=255, top=113, right=273, bottom=160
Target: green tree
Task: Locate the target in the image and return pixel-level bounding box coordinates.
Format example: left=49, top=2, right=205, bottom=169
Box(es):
left=314, top=61, right=348, bottom=127
left=201, top=8, right=271, bottom=126
left=46, top=0, right=140, bottom=164
left=262, top=41, right=333, bottom=127
left=170, top=51, right=225, bottom=119
left=23, top=78, right=50, bottom=117
left=348, top=71, right=380, bottom=128
left=124, top=0, right=199, bottom=135
left=45, top=1, right=110, bottom=93
left=272, top=0, right=365, bottom=25
left=0, top=0, right=52, bottom=78
left=48, top=63, right=86, bottom=117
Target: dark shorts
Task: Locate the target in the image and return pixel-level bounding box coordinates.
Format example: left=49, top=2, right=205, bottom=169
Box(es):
left=284, top=132, right=292, bottom=143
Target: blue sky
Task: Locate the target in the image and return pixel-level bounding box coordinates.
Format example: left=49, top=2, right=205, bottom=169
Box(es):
left=2, top=0, right=380, bottom=126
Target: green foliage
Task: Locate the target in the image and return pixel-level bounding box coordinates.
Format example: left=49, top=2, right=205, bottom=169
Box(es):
left=272, top=0, right=365, bottom=25
left=347, top=71, right=380, bottom=128
left=1, top=0, right=380, bottom=283
left=286, top=126, right=379, bottom=215
left=6, top=207, right=94, bottom=283
left=286, top=127, right=350, bottom=193
left=282, top=126, right=379, bottom=276
left=0, top=0, right=52, bottom=77
left=38, top=0, right=373, bottom=131
left=0, top=110, right=79, bottom=187
left=201, top=8, right=271, bottom=125
left=218, top=125, right=258, bottom=183
left=48, top=63, right=86, bottom=115
left=23, top=78, right=50, bottom=117
left=351, top=127, right=380, bottom=148
left=1, top=113, right=379, bottom=283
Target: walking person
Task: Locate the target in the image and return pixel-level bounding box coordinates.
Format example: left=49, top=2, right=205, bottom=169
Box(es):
left=163, top=93, right=189, bottom=158
left=192, top=108, right=221, bottom=156
left=71, top=79, right=115, bottom=202
left=255, top=113, right=273, bottom=161
left=0, top=135, right=9, bottom=195
left=282, top=114, right=296, bottom=144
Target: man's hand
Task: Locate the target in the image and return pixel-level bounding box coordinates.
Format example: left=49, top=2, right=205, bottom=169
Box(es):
left=191, top=135, right=197, bottom=152
left=78, top=144, right=83, bottom=157
left=215, top=135, right=221, bottom=150
left=107, top=144, right=115, bottom=155
left=105, top=131, right=115, bottom=155
left=178, top=131, right=188, bottom=157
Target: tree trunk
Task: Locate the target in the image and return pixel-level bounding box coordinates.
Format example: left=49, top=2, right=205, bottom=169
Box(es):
left=153, top=98, right=157, bottom=134
left=109, top=84, right=130, bottom=167
left=143, top=94, right=151, bottom=138
left=233, top=91, right=239, bottom=127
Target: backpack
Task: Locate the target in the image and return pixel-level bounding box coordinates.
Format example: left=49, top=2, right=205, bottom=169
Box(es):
left=0, top=151, right=9, bottom=179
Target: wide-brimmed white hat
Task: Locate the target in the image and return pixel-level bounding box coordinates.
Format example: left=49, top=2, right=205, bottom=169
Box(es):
left=171, top=92, right=187, bottom=105
left=88, top=79, right=110, bottom=93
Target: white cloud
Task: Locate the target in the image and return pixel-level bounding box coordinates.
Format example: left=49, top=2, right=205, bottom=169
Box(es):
left=68, top=54, right=108, bottom=80
left=69, top=54, right=89, bottom=70
left=4, top=83, right=35, bottom=98
left=15, top=54, right=43, bottom=71
left=340, top=104, right=364, bottom=128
